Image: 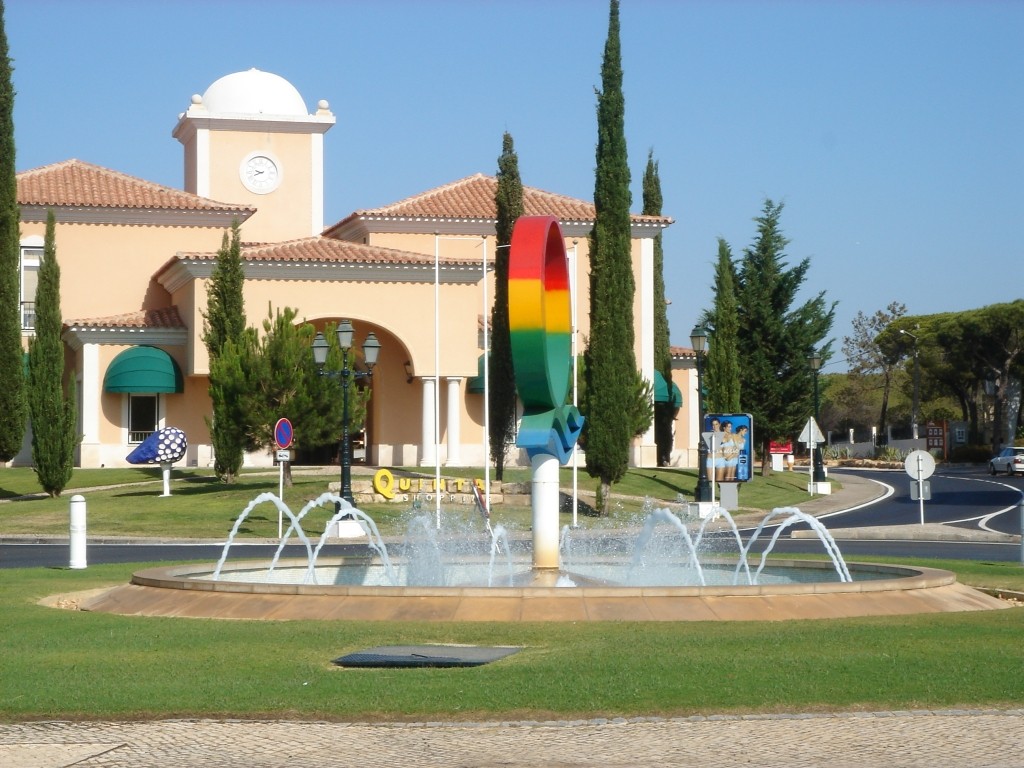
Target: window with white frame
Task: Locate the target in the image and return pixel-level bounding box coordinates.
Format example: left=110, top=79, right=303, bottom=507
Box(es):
left=20, top=245, right=42, bottom=330
left=128, top=394, right=158, bottom=444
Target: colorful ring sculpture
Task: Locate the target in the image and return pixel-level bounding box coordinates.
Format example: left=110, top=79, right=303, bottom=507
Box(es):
left=508, top=215, right=583, bottom=462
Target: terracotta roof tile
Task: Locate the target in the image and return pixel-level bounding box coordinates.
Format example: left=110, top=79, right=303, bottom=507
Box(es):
left=178, top=236, right=483, bottom=266
left=17, top=159, right=253, bottom=213
left=67, top=306, right=186, bottom=330
left=326, top=174, right=672, bottom=234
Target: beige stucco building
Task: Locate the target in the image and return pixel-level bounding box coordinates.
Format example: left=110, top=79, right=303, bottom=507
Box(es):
left=13, top=69, right=701, bottom=472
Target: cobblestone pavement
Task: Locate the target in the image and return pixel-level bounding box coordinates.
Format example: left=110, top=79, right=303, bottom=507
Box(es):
left=3, top=710, right=1024, bottom=767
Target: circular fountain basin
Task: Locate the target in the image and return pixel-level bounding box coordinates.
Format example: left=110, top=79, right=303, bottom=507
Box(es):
left=202, top=557, right=886, bottom=588
left=76, top=558, right=1009, bottom=622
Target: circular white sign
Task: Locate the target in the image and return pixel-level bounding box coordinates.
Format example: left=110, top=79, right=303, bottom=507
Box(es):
left=904, top=449, right=935, bottom=479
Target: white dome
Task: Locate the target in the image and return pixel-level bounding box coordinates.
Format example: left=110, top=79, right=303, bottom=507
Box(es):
left=201, top=69, right=308, bottom=116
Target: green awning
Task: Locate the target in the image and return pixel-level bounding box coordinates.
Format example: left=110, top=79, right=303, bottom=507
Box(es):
left=104, top=346, right=184, bottom=393
left=467, top=354, right=486, bottom=394
left=654, top=370, right=682, bottom=409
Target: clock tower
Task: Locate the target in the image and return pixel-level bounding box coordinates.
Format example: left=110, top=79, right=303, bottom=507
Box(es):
left=172, top=69, right=335, bottom=243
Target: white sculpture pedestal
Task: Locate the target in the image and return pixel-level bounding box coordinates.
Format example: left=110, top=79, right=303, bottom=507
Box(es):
left=160, top=462, right=173, bottom=497
left=325, top=518, right=366, bottom=539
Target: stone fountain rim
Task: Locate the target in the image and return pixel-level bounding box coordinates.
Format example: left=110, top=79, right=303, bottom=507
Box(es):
left=130, top=558, right=956, bottom=598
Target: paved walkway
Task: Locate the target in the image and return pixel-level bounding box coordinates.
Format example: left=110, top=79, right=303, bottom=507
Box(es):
left=5, top=469, right=1022, bottom=767
left=4, top=710, right=1024, bottom=767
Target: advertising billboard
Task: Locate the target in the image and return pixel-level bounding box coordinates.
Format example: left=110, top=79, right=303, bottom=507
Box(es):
left=703, top=413, right=753, bottom=483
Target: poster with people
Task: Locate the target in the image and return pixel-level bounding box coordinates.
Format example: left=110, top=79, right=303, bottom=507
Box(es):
left=703, top=413, right=753, bottom=483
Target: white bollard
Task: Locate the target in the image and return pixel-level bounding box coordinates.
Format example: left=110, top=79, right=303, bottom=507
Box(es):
left=69, top=494, right=87, bottom=569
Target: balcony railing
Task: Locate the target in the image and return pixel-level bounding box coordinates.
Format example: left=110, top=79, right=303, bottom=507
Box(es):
left=21, top=302, right=35, bottom=330
left=129, top=430, right=155, bottom=444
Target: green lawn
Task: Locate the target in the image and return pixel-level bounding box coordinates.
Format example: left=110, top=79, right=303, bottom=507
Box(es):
left=2, top=465, right=1022, bottom=723
left=1, top=562, right=1022, bottom=722
left=0, top=465, right=816, bottom=539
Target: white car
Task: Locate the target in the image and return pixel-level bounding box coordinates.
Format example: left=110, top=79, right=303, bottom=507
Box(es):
left=989, top=447, right=1024, bottom=476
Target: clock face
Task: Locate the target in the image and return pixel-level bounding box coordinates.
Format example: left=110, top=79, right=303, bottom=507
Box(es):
left=240, top=154, right=280, bottom=194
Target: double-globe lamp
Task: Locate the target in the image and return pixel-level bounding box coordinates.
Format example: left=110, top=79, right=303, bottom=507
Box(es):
left=312, top=320, right=381, bottom=507
left=690, top=324, right=712, bottom=502
left=808, top=350, right=826, bottom=483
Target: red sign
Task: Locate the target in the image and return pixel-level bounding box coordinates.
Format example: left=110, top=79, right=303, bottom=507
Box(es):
left=925, top=421, right=946, bottom=455
left=769, top=441, right=793, bottom=454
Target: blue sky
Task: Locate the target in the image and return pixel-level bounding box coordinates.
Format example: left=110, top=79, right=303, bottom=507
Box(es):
left=7, top=0, right=1022, bottom=367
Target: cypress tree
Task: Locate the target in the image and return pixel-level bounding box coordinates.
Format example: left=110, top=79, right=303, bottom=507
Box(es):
left=206, top=336, right=250, bottom=483
left=584, top=0, right=637, bottom=513
left=202, top=222, right=246, bottom=355
left=203, top=222, right=248, bottom=482
left=0, top=1, right=26, bottom=462
left=735, top=200, right=834, bottom=474
left=27, top=211, right=77, bottom=496
left=642, top=150, right=674, bottom=466
left=706, top=238, right=741, bottom=414
left=489, top=132, right=523, bottom=480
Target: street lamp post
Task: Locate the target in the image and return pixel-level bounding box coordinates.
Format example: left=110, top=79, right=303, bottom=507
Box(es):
left=808, top=350, right=826, bottom=483
left=312, top=320, right=381, bottom=508
left=690, top=325, right=712, bottom=502
left=900, top=328, right=920, bottom=440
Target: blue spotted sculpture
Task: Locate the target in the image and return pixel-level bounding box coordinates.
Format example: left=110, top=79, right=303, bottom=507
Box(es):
left=126, top=427, right=188, bottom=496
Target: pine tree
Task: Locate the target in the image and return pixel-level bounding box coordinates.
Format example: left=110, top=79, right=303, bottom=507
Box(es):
left=0, top=2, right=26, bottom=462
left=489, top=132, right=523, bottom=480
left=842, top=301, right=906, bottom=440
left=27, top=211, right=77, bottom=496
left=242, top=307, right=366, bottom=483
left=584, top=0, right=637, bottom=513
left=203, top=222, right=248, bottom=482
left=642, top=150, right=674, bottom=466
left=706, top=238, right=741, bottom=414
left=931, top=302, right=1024, bottom=450
left=735, top=200, right=834, bottom=475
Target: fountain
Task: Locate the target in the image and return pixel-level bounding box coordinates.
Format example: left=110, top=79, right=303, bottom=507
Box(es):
left=73, top=216, right=1009, bottom=621
left=76, top=489, right=1009, bottom=622
left=203, top=492, right=855, bottom=590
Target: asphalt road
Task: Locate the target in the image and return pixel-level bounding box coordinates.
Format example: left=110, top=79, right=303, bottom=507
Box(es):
left=820, top=467, right=1022, bottom=535
left=764, top=467, right=1023, bottom=562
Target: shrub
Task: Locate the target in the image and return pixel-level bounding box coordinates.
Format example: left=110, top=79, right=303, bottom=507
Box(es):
left=875, top=445, right=909, bottom=462
left=823, top=445, right=852, bottom=461
left=949, top=444, right=993, bottom=463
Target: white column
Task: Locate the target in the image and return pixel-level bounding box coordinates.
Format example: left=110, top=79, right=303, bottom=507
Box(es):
left=445, top=376, right=463, bottom=466
left=420, top=376, right=437, bottom=466
left=638, top=236, right=656, bottom=466
left=531, top=453, right=560, bottom=570
left=639, top=238, right=655, bottom=379
left=688, top=367, right=700, bottom=468
left=69, top=342, right=102, bottom=468
left=81, top=343, right=100, bottom=444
